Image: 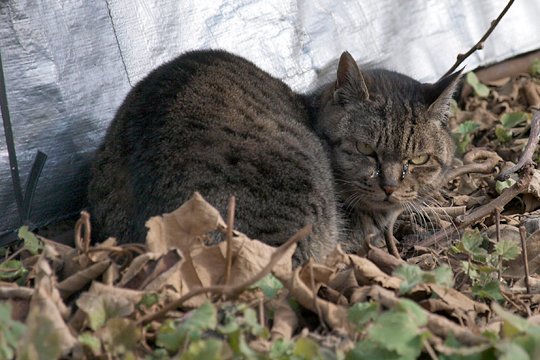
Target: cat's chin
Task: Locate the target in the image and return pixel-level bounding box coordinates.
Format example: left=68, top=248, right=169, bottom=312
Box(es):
left=360, top=199, right=405, bottom=212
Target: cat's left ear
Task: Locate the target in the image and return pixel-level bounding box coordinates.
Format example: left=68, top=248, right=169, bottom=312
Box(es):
left=423, top=69, right=463, bottom=120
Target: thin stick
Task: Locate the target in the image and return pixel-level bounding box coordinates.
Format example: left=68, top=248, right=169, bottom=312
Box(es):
left=258, top=297, right=265, bottom=329
left=495, top=210, right=502, bottom=281
left=442, top=0, right=515, bottom=78
left=519, top=226, right=531, bottom=294
left=423, top=338, right=439, bottom=360
left=137, top=225, right=311, bottom=325
left=498, top=110, right=540, bottom=180
left=224, top=196, right=236, bottom=286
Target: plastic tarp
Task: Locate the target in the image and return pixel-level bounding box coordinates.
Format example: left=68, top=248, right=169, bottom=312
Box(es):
left=1, top=0, right=539, bottom=234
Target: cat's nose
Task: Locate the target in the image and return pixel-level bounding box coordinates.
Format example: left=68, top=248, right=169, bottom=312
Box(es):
left=382, top=185, right=396, bottom=196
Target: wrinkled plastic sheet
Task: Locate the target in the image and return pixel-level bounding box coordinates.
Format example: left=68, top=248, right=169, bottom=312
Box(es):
left=1, top=0, right=539, bottom=233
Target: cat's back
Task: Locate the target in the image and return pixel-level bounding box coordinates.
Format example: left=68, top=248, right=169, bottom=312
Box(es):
left=88, top=50, right=338, bottom=263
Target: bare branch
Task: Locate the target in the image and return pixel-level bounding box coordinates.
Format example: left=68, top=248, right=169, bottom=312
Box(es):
left=442, top=0, right=515, bottom=78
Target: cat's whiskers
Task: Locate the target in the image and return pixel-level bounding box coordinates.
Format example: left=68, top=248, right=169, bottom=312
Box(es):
left=420, top=195, right=459, bottom=241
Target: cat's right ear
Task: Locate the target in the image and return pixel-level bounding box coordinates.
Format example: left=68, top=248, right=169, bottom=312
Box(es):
left=424, top=69, right=463, bottom=119
left=333, top=51, right=370, bottom=104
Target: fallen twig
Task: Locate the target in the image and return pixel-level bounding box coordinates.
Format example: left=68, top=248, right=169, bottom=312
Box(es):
left=224, top=196, right=236, bottom=287
left=519, top=226, right=531, bottom=294
left=442, top=0, right=515, bottom=78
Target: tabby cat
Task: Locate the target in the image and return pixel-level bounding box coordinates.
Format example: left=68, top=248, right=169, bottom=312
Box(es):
left=88, top=50, right=460, bottom=264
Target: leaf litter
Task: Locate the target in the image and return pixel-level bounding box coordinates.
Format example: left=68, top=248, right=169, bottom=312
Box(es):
left=1, top=62, right=540, bottom=359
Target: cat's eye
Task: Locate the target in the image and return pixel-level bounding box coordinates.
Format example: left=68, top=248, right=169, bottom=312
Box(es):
left=356, top=142, right=375, bottom=156
left=409, top=154, right=430, bottom=165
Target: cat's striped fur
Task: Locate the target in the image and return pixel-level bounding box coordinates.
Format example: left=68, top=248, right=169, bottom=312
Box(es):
left=88, top=50, right=460, bottom=263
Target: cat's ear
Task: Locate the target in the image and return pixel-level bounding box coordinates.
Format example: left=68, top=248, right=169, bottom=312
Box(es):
left=423, top=69, right=463, bottom=119
left=333, top=51, right=370, bottom=104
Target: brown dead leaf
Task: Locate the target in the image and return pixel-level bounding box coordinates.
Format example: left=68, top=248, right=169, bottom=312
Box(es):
left=425, top=285, right=490, bottom=321
left=268, top=290, right=298, bottom=341
left=18, top=245, right=77, bottom=357
left=349, top=254, right=401, bottom=290
left=88, top=237, right=118, bottom=263
left=57, top=260, right=111, bottom=299
left=119, top=250, right=182, bottom=289
left=281, top=266, right=351, bottom=332
left=298, top=260, right=335, bottom=293
left=141, top=192, right=295, bottom=307
left=145, top=191, right=226, bottom=255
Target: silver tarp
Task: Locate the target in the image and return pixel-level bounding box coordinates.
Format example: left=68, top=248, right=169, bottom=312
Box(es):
left=1, top=0, right=539, bottom=233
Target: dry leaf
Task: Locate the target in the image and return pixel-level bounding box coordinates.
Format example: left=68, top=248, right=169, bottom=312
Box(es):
left=269, top=290, right=297, bottom=341
left=18, top=246, right=77, bottom=357
left=57, top=260, right=111, bottom=299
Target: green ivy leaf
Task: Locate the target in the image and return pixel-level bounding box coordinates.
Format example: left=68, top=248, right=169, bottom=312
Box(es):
left=0, top=259, right=28, bottom=282
left=430, top=265, right=455, bottom=287
left=79, top=332, right=102, bottom=356
left=368, top=311, right=422, bottom=355
left=76, top=292, right=134, bottom=331
left=461, top=261, right=480, bottom=282
left=293, top=337, right=321, bottom=358
left=456, top=120, right=481, bottom=135
left=346, top=338, right=405, bottom=360
left=500, top=112, right=528, bottom=129
left=242, top=307, right=267, bottom=337
left=269, top=339, right=294, bottom=359
left=495, top=125, right=513, bottom=143
left=348, top=302, right=379, bottom=328
left=138, top=293, right=159, bottom=309
left=493, top=303, right=530, bottom=338
left=495, top=239, right=522, bottom=261
left=461, top=229, right=488, bottom=258
left=156, top=302, right=217, bottom=353
left=472, top=280, right=503, bottom=301
left=18, top=225, right=43, bottom=255
left=17, top=315, right=64, bottom=360
left=0, top=303, right=26, bottom=360
left=251, top=273, right=283, bottom=299
left=394, top=264, right=424, bottom=294
left=101, top=318, right=140, bottom=357
left=466, top=72, right=490, bottom=98
left=180, top=339, right=223, bottom=360
left=453, top=120, right=480, bottom=155
left=496, top=179, right=517, bottom=194
left=497, top=342, right=530, bottom=360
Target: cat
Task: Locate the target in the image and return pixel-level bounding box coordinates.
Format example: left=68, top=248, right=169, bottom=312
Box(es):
left=88, top=49, right=460, bottom=264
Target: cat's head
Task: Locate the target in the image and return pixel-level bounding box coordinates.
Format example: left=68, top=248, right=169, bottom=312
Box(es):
left=314, top=51, right=461, bottom=213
